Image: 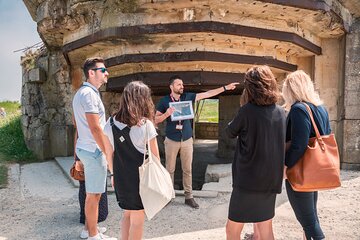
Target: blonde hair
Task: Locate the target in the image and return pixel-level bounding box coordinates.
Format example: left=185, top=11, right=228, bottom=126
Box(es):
left=282, top=70, right=323, bottom=111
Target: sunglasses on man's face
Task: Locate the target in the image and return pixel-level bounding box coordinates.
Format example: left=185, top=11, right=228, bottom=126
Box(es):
left=91, top=67, right=108, bottom=73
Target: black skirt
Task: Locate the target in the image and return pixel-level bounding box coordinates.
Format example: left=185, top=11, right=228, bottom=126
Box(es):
left=228, top=187, right=276, bottom=223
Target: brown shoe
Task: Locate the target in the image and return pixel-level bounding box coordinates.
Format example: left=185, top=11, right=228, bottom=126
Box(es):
left=185, top=198, right=199, bottom=209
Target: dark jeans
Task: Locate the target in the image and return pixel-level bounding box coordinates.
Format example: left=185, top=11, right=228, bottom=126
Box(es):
left=286, top=180, right=325, bottom=240
left=79, top=180, right=108, bottom=224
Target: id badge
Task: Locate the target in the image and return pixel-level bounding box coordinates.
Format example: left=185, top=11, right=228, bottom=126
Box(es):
left=176, top=124, right=183, bottom=130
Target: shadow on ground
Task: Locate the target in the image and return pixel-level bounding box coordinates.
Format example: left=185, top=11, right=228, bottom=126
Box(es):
left=167, top=139, right=232, bottom=190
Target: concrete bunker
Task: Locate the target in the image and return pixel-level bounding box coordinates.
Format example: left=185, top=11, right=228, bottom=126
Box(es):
left=21, top=0, right=360, bottom=170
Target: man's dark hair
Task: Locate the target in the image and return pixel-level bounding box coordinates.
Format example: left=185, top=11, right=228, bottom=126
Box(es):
left=169, top=75, right=182, bottom=85
left=83, top=57, right=105, bottom=79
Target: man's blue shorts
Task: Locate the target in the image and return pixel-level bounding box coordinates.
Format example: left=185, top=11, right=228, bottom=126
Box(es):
left=75, top=148, right=107, bottom=194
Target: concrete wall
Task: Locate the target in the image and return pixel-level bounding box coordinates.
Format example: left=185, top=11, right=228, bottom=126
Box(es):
left=342, top=18, right=360, bottom=170
left=20, top=1, right=360, bottom=167
left=21, top=51, right=74, bottom=159
left=217, top=95, right=240, bottom=159
left=195, top=122, right=218, bottom=139
left=314, top=37, right=346, bottom=160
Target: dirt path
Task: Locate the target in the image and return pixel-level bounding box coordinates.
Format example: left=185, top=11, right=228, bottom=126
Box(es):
left=0, top=163, right=359, bottom=240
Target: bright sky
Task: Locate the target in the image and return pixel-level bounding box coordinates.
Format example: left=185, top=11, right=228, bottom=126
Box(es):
left=0, top=0, right=41, bottom=101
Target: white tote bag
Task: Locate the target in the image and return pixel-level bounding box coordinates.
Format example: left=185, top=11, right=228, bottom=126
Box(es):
left=139, top=122, right=175, bottom=220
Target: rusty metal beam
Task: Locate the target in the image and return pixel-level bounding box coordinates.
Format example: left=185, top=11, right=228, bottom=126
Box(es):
left=106, top=71, right=245, bottom=95
left=258, top=0, right=330, bottom=11
left=63, top=21, right=322, bottom=66
left=105, top=51, right=297, bottom=72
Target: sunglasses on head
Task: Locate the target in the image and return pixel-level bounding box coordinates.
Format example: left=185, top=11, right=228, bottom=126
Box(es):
left=91, top=67, right=108, bottom=73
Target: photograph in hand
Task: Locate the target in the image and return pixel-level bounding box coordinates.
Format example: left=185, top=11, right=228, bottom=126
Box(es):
left=169, top=100, right=194, bottom=121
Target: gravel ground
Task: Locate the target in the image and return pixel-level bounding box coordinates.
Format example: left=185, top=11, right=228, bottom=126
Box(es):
left=0, top=163, right=359, bottom=240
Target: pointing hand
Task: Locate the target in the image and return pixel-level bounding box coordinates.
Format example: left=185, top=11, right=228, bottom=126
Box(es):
left=225, top=82, right=239, bottom=91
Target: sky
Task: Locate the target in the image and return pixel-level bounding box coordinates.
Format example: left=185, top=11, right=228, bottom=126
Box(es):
left=0, top=0, right=41, bottom=101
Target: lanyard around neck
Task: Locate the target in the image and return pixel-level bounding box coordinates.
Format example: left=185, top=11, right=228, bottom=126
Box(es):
left=169, top=94, right=182, bottom=125
left=170, top=94, right=181, bottom=102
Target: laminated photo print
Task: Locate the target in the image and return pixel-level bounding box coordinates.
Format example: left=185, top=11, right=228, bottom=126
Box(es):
left=169, top=100, right=194, bottom=121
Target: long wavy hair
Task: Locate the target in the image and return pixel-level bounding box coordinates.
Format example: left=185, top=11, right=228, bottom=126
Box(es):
left=240, top=89, right=248, bottom=107
left=115, top=81, right=155, bottom=126
left=244, top=65, right=280, bottom=106
left=282, top=70, right=323, bottom=111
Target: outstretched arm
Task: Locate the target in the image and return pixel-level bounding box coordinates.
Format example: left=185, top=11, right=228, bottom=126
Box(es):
left=195, top=82, right=239, bottom=101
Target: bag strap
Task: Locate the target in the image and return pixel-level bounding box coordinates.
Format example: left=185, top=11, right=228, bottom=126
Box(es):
left=301, top=102, right=325, bottom=151
left=143, top=120, right=152, bottom=164
left=110, top=116, right=114, bottom=126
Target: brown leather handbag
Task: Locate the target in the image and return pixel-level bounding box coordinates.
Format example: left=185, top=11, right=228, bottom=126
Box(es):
left=286, top=103, right=341, bottom=192
left=70, top=162, right=85, bottom=181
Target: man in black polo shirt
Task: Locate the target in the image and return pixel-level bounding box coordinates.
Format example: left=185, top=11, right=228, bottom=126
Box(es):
left=155, top=75, right=238, bottom=208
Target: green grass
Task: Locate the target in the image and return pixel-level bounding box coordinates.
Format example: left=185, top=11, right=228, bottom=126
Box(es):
left=196, top=99, right=219, bottom=123
left=0, top=101, right=36, bottom=162
left=0, top=101, right=21, bottom=115
left=0, top=101, right=37, bottom=188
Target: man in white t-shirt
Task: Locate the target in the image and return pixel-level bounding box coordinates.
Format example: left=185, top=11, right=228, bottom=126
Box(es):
left=73, top=57, right=116, bottom=240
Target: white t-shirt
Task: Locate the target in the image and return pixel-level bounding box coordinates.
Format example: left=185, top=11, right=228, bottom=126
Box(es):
left=73, top=82, right=106, bottom=152
left=104, top=118, right=158, bottom=154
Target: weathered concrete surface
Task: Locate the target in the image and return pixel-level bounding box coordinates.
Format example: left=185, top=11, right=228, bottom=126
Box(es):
left=20, top=161, right=77, bottom=201
left=20, top=0, right=360, bottom=168
left=204, top=163, right=232, bottom=183
left=342, top=18, right=360, bottom=169
left=202, top=176, right=232, bottom=193
left=55, top=156, right=80, bottom=187
left=21, top=51, right=74, bottom=159
left=195, top=122, right=218, bottom=140
left=217, top=95, right=240, bottom=159
left=339, top=0, right=360, bottom=17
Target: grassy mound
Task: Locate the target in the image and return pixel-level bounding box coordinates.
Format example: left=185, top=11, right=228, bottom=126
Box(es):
left=0, top=101, right=36, bottom=162
left=0, top=101, right=38, bottom=188
left=196, top=99, right=219, bottom=123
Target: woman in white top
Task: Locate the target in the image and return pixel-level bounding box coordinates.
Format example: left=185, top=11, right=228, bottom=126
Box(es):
left=103, top=81, right=159, bottom=240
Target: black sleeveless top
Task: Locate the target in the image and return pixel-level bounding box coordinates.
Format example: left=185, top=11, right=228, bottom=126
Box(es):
left=111, top=117, right=144, bottom=210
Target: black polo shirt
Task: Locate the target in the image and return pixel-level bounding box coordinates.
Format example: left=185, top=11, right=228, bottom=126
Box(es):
left=156, top=92, right=196, bottom=142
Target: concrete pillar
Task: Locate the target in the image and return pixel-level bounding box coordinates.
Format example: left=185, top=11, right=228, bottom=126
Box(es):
left=50, top=125, right=75, bottom=156
left=342, top=18, right=360, bottom=170
left=217, top=95, right=240, bottom=159
left=21, top=51, right=74, bottom=159
left=314, top=37, right=345, bottom=133
left=314, top=36, right=349, bottom=167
